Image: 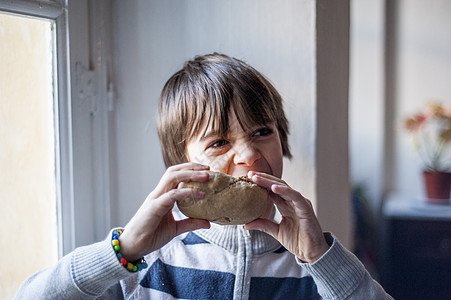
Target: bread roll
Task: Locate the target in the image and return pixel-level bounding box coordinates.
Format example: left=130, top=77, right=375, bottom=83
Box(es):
left=178, top=171, right=268, bottom=225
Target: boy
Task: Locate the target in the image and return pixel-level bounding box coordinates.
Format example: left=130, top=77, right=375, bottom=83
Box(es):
left=15, top=53, right=392, bottom=299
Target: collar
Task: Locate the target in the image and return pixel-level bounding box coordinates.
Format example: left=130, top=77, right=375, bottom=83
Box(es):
left=194, top=223, right=281, bottom=255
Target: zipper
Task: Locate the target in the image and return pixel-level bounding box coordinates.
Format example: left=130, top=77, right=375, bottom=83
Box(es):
left=240, top=226, right=251, bottom=299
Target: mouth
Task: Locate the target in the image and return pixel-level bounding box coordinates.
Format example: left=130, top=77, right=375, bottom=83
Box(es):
left=230, top=169, right=272, bottom=178
left=211, top=163, right=273, bottom=178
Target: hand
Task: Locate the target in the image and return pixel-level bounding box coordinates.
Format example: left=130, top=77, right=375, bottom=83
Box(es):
left=118, top=163, right=211, bottom=262
left=244, top=171, right=329, bottom=263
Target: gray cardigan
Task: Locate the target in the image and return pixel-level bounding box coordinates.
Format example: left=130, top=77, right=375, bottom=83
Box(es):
left=15, top=224, right=392, bottom=299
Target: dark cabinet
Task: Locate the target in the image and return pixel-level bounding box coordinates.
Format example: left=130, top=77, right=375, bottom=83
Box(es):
left=383, top=199, right=451, bottom=300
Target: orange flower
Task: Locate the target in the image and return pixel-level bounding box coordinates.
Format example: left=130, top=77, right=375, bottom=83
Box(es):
left=404, top=113, right=426, bottom=131
left=426, top=102, right=444, bottom=117
left=403, top=101, right=451, bottom=172
left=443, top=106, right=451, bottom=119
left=440, top=128, right=451, bottom=142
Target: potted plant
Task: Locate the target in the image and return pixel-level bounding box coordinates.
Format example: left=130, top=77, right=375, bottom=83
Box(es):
left=403, top=101, right=451, bottom=204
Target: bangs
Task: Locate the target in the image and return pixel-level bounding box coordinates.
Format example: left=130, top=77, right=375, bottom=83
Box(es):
left=185, top=83, right=229, bottom=142
left=185, top=72, right=279, bottom=142
left=232, top=79, right=279, bottom=131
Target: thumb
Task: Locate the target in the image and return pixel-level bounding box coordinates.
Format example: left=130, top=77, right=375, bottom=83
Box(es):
left=244, top=218, right=279, bottom=238
left=176, top=218, right=211, bottom=235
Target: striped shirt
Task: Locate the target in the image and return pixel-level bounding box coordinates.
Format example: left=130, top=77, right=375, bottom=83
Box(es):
left=122, top=225, right=320, bottom=299
left=15, top=223, right=393, bottom=299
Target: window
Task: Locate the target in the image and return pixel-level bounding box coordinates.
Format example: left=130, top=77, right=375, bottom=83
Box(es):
left=0, top=1, right=73, bottom=297
left=0, top=12, right=58, bottom=298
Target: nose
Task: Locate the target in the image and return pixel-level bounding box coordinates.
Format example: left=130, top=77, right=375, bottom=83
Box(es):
left=233, top=142, right=261, bottom=166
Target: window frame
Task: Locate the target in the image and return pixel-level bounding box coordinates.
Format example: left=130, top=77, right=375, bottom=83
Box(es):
left=0, top=0, right=75, bottom=257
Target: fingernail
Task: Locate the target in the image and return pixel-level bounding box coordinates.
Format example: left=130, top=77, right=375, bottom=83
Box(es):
left=271, top=184, right=281, bottom=192
left=195, top=190, right=205, bottom=198
left=200, top=171, right=210, bottom=178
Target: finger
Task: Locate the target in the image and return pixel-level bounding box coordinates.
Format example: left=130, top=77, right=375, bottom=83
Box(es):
left=271, top=184, right=305, bottom=203
left=271, top=184, right=314, bottom=214
left=152, top=162, right=210, bottom=197
left=244, top=218, right=279, bottom=238
left=249, top=173, right=285, bottom=190
left=151, top=188, right=205, bottom=218
left=166, top=162, right=210, bottom=172
left=152, top=170, right=210, bottom=197
left=176, top=218, right=211, bottom=235
left=248, top=173, right=295, bottom=217
left=269, top=192, right=295, bottom=217
left=248, top=171, right=284, bottom=183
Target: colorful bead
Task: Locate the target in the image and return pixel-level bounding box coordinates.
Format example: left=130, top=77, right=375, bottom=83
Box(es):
left=127, top=262, right=133, bottom=271
left=112, top=229, right=147, bottom=272
left=119, top=258, right=127, bottom=266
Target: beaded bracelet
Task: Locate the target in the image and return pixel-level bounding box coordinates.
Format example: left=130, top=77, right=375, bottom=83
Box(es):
left=112, top=230, right=148, bottom=272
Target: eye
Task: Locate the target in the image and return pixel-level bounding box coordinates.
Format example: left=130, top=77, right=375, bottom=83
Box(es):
left=207, top=139, right=229, bottom=149
left=252, top=127, right=273, bottom=137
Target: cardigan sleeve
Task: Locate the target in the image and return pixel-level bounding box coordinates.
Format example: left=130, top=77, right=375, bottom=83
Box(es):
left=298, top=233, right=393, bottom=300
left=14, top=230, right=134, bottom=300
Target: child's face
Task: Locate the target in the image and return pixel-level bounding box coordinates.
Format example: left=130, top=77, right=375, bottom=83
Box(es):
left=186, top=110, right=283, bottom=178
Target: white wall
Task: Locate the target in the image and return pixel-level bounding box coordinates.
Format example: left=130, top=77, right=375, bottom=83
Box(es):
left=350, top=0, right=451, bottom=208
left=112, top=0, right=315, bottom=222
left=394, top=0, right=451, bottom=199
left=349, top=0, right=385, bottom=211
left=112, top=0, right=351, bottom=246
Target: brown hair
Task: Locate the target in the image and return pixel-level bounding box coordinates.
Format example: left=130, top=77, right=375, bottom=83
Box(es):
left=157, top=53, right=291, bottom=167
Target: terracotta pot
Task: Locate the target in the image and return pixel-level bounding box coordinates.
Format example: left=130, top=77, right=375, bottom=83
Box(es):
left=422, top=170, right=451, bottom=205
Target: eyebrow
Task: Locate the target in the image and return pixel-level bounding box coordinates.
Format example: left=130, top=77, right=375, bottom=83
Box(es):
left=198, top=130, right=224, bottom=142
left=198, top=122, right=275, bottom=143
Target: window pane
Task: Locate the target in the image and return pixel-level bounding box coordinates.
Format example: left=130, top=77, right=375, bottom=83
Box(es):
left=0, top=13, right=58, bottom=299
